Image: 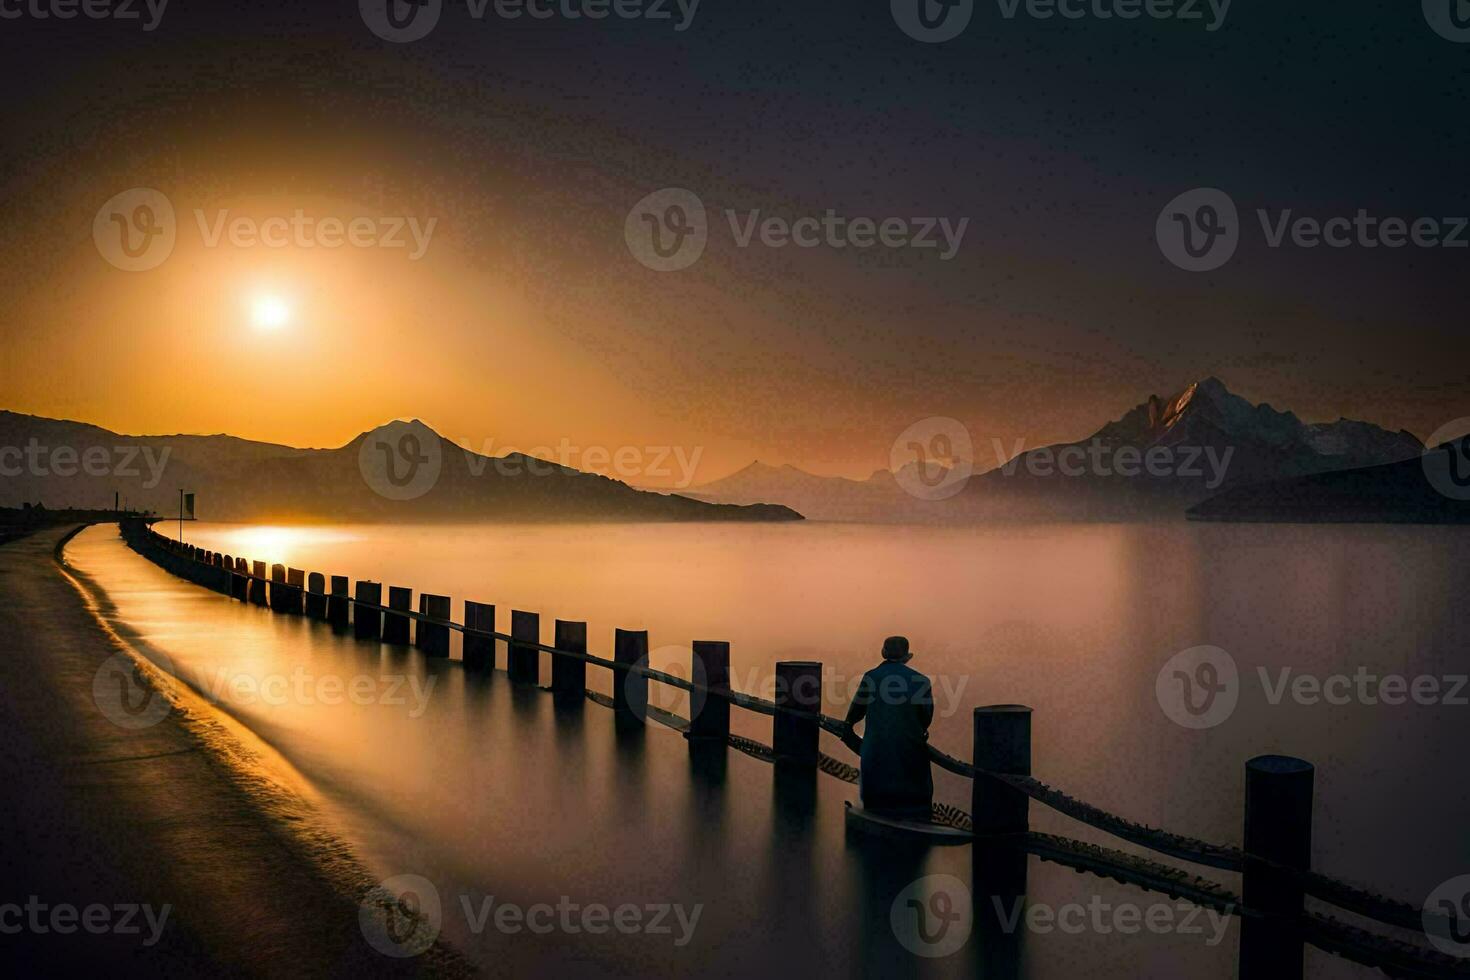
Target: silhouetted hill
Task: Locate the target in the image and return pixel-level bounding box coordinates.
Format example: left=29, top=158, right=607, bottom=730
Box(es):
left=1187, top=441, right=1470, bottom=524
left=0, top=412, right=801, bottom=523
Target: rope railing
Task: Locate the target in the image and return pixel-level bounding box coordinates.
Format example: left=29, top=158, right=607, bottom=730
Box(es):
left=591, top=673, right=1467, bottom=977
left=127, top=523, right=1459, bottom=968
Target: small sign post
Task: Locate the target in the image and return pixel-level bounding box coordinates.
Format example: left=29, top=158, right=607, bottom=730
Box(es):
left=177, top=489, right=195, bottom=541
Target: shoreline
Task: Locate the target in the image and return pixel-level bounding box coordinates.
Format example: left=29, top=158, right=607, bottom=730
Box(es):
left=0, top=524, right=471, bottom=976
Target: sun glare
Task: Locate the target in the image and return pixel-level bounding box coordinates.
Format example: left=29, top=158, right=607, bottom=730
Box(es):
left=251, top=294, right=292, bottom=332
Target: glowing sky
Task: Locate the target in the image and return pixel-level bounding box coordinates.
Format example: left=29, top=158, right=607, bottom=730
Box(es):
left=1, top=4, right=1465, bottom=485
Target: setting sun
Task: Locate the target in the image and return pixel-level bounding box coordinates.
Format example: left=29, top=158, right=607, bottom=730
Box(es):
left=250, top=294, right=292, bottom=332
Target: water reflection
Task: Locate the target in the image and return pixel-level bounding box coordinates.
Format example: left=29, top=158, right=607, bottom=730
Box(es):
left=69, top=522, right=1466, bottom=979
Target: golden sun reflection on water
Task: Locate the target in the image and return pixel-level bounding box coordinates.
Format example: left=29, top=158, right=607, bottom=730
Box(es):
left=206, top=526, right=362, bottom=568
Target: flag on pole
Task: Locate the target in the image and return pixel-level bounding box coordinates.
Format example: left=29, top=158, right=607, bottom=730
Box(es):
left=183, top=492, right=195, bottom=520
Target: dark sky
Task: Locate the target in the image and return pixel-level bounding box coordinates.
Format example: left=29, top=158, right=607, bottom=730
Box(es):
left=1, top=1, right=1466, bottom=477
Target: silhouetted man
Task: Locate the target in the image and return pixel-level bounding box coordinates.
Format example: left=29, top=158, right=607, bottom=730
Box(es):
left=842, top=636, right=934, bottom=818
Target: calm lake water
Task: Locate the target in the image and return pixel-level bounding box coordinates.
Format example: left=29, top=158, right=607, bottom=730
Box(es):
left=67, top=520, right=1470, bottom=978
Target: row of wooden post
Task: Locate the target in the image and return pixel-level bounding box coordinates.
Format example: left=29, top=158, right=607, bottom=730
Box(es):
left=144, top=525, right=1317, bottom=980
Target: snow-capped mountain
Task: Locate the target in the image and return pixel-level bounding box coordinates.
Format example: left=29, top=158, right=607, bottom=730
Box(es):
left=967, top=377, right=1424, bottom=517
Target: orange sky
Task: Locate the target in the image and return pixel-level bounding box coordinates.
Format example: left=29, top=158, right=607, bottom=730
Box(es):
left=1, top=175, right=1455, bottom=491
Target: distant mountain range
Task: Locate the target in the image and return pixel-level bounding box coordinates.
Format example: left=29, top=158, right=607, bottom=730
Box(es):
left=961, top=376, right=1425, bottom=519
left=4, top=378, right=1458, bottom=525
left=0, top=413, right=801, bottom=523
left=690, top=377, right=1434, bottom=522
left=682, top=463, right=910, bottom=523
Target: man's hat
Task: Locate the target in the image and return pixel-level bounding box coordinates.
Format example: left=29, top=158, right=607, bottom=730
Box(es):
left=882, top=635, right=911, bottom=662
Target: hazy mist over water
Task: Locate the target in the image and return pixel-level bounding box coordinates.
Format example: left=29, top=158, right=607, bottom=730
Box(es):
left=69, top=521, right=1470, bottom=978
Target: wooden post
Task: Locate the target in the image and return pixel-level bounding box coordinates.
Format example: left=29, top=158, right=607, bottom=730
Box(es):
left=613, top=629, right=648, bottom=724
left=269, top=564, right=287, bottom=611
left=328, top=575, right=350, bottom=630
left=552, top=620, right=588, bottom=699
left=1240, top=755, right=1313, bottom=980
left=418, top=594, right=451, bottom=658
left=305, top=573, right=327, bottom=619
left=285, top=567, right=306, bottom=615
left=249, top=560, right=267, bottom=605
left=463, top=601, right=496, bottom=671
left=232, top=558, right=246, bottom=601
left=773, top=661, right=821, bottom=767
left=353, top=581, right=383, bottom=640
left=972, top=705, right=1032, bottom=836
left=688, top=641, right=730, bottom=742
left=509, top=611, right=540, bottom=684
left=384, top=586, right=412, bottom=645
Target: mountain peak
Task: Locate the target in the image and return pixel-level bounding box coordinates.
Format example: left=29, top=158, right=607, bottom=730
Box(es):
left=362, top=417, right=442, bottom=438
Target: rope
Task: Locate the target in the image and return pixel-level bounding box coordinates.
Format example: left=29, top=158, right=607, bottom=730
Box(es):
left=127, top=523, right=1457, bottom=941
